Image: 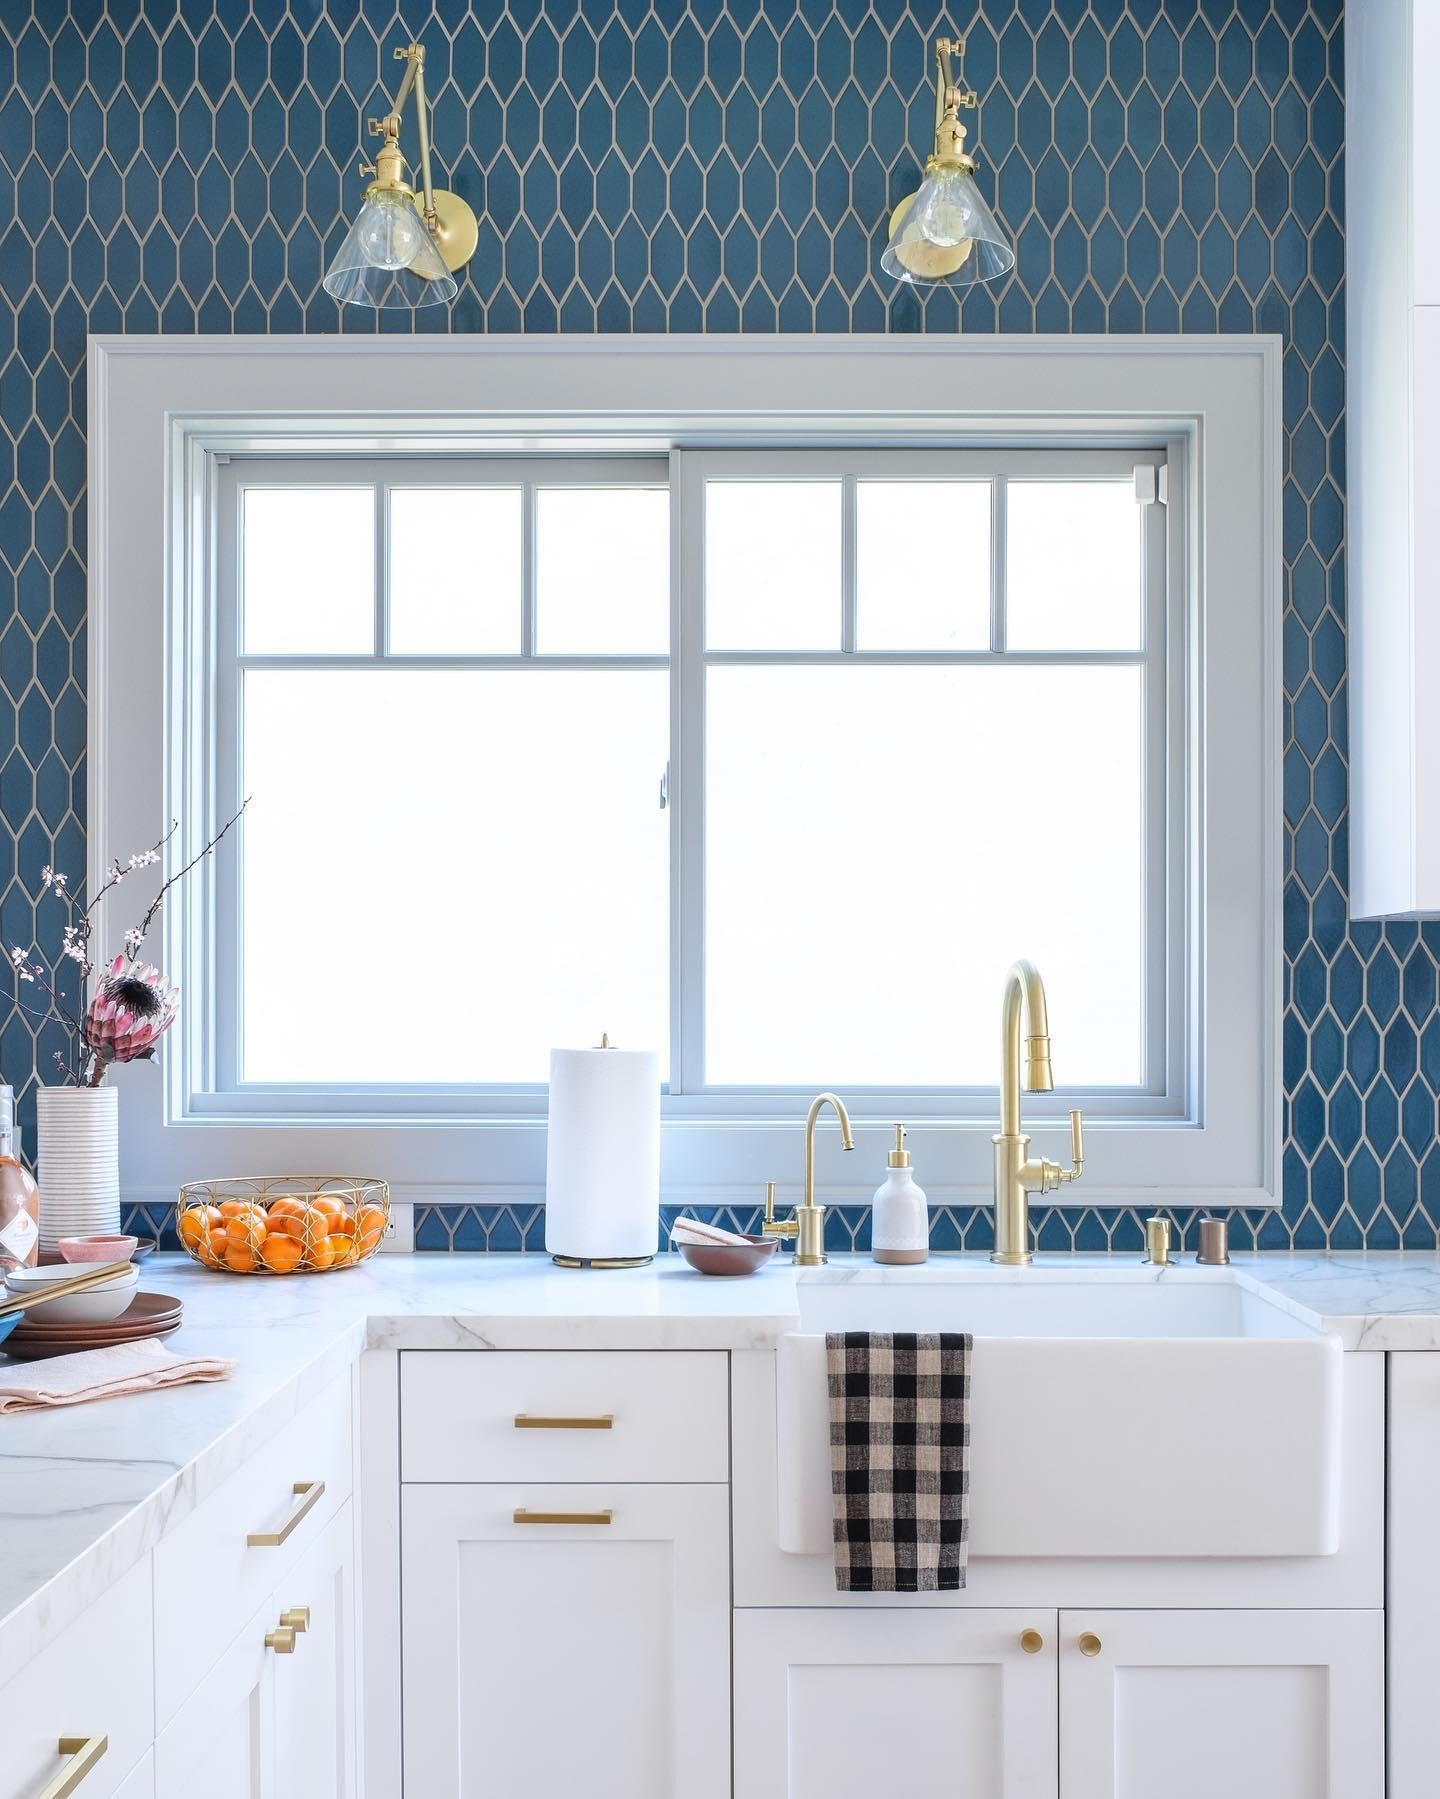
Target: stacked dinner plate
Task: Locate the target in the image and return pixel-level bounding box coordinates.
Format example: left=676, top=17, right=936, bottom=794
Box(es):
left=2, top=1291, right=183, bottom=1360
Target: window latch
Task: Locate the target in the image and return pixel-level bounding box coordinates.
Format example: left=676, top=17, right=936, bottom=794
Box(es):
left=1133, top=462, right=1167, bottom=506
left=659, top=765, right=669, bottom=811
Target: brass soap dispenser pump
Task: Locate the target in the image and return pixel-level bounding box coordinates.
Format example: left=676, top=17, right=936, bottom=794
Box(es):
left=871, top=1124, right=930, bottom=1266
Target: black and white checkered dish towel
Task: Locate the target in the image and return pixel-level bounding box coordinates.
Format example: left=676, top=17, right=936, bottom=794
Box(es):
left=825, top=1329, right=972, bottom=1593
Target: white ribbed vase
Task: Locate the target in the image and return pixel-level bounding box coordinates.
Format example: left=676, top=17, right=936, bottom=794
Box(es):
left=36, top=1084, right=120, bottom=1251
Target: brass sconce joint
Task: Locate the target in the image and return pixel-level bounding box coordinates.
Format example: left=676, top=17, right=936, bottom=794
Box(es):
left=930, top=36, right=979, bottom=173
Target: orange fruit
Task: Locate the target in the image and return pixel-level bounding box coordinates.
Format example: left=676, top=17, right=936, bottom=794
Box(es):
left=326, top=1233, right=355, bottom=1266
left=196, top=1233, right=225, bottom=1268
left=218, top=1199, right=248, bottom=1220
left=267, top=1196, right=306, bottom=1223
left=355, top=1205, right=386, bottom=1254
left=311, top=1195, right=346, bottom=1219
left=178, top=1206, right=219, bottom=1250
left=225, top=1240, right=258, bottom=1272
left=225, top=1207, right=266, bottom=1251
left=305, top=1233, right=335, bottom=1270
left=260, top=1234, right=303, bottom=1274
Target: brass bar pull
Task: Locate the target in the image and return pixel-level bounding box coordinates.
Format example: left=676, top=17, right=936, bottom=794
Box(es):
left=248, top=1479, right=326, bottom=1547
left=512, top=1508, right=613, bottom=1525
left=513, top=1414, right=614, bottom=1430
left=1018, top=1629, right=1044, bottom=1654
left=38, top=1736, right=107, bottom=1799
left=1077, top=1631, right=1103, bottom=1657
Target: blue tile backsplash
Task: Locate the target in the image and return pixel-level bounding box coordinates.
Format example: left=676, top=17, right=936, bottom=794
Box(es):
left=0, top=0, right=1411, bottom=1253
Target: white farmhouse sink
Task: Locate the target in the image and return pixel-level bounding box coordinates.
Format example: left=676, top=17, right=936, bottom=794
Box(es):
left=777, top=1264, right=1342, bottom=1560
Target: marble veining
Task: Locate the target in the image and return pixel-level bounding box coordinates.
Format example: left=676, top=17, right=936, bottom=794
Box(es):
left=4, top=1249, right=1440, bottom=1684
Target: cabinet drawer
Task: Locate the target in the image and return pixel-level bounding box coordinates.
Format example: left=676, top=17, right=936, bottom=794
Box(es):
left=152, top=1369, right=353, bottom=1727
left=401, top=1350, right=728, bottom=1483
left=0, top=1557, right=153, bottom=1799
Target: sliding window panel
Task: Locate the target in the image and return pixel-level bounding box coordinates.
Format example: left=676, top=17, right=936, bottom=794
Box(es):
left=704, top=664, right=1145, bottom=1088
left=240, top=668, right=670, bottom=1083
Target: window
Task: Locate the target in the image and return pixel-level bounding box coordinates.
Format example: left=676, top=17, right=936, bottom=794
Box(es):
left=92, top=337, right=1279, bottom=1208
left=214, top=445, right=1169, bottom=1111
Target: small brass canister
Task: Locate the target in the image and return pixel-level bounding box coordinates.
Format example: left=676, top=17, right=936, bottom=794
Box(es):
left=1196, top=1216, right=1231, bottom=1265
left=1143, top=1215, right=1172, bottom=1266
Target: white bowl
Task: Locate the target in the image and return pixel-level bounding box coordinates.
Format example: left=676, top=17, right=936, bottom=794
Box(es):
left=5, top=1260, right=136, bottom=1289
left=5, top=1270, right=139, bottom=1324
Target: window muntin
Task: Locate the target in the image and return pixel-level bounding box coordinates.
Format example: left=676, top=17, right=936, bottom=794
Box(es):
left=215, top=445, right=1169, bottom=1110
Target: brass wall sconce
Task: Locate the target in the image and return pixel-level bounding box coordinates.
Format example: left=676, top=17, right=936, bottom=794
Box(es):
left=881, top=34, right=1014, bottom=287
left=323, top=44, right=478, bottom=310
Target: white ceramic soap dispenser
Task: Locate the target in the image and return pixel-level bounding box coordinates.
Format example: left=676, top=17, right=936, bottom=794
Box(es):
left=871, top=1124, right=929, bottom=1265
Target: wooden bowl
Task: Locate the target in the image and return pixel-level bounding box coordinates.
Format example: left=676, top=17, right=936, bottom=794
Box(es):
left=675, top=1233, right=778, bottom=1277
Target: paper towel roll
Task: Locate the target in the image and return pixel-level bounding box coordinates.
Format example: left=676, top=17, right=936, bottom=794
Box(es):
left=544, top=1041, right=660, bottom=1261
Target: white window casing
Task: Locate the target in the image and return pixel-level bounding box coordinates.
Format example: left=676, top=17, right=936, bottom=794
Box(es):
left=88, top=334, right=1282, bottom=1214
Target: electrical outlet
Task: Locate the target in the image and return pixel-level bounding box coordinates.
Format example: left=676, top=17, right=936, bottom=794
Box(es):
left=379, top=1202, right=414, bottom=1253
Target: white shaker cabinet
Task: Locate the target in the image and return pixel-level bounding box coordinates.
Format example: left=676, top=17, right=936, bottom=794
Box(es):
left=1345, top=0, right=1440, bottom=915
left=401, top=1483, right=730, bottom=1799
left=1058, top=1609, right=1384, bottom=1799
left=153, top=1502, right=357, bottom=1799
left=732, top=1609, right=1060, bottom=1799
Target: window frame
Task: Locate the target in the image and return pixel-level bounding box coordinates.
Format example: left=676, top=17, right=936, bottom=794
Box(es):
left=88, top=334, right=1281, bottom=1213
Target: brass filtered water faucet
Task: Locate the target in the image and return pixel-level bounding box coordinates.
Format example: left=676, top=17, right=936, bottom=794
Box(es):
left=991, top=960, right=1084, bottom=1265
left=762, top=1091, right=856, bottom=1266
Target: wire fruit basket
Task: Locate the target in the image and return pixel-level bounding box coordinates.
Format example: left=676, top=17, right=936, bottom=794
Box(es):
left=177, top=1176, right=389, bottom=1274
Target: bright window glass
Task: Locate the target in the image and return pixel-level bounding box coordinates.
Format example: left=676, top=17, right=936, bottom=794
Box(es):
left=704, top=663, right=1144, bottom=1086
left=243, top=488, right=375, bottom=654
left=389, top=488, right=521, bottom=654
left=705, top=481, right=841, bottom=650
left=1006, top=479, right=1143, bottom=650
left=536, top=487, right=670, bottom=654
left=240, top=668, right=669, bottom=1082
left=856, top=480, right=992, bottom=650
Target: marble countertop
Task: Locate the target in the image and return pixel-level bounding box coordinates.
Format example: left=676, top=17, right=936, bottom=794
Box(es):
left=6, top=1247, right=1440, bottom=1679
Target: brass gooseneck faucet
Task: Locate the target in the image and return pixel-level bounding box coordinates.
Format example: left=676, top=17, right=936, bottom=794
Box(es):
left=992, top=960, right=1084, bottom=1266
left=763, top=1091, right=856, bottom=1266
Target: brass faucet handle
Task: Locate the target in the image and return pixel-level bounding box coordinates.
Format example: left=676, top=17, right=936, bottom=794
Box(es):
left=1059, top=1109, right=1084, bottom=1183
left=760, top=1181, right=797, bottom=1239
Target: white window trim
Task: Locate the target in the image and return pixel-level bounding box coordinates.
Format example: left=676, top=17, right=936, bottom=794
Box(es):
left=88, top=333, right=1282, bottom=1214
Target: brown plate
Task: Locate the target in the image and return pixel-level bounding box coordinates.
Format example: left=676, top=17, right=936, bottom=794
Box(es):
left=9, top=1292, right=183, bottom=1336
left=2, top=1317, right=183, bottom=1360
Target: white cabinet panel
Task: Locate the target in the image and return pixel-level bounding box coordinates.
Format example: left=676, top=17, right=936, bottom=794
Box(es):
left=113, top=1750, right=155, bottom=1799
left=400, top=1349, right=729, bottom=1483
left=0, top=1557, right=153, bottom=1799
left=273, top=1505, right=357, bottom=1799
left=1386, top=1352, right=1440, bottom=1799
left=154, top=1594, right=276, bottom=1799
left=402, top=1483, right=730, bottom=1799
left=1058, top=1609, right=1382, bottom=1799
left=733, top=1609, right=1058, bottom=1799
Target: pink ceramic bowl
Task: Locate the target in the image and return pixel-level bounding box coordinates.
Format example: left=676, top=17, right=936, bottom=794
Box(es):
left=57, top=1233, right=139, bottom=1264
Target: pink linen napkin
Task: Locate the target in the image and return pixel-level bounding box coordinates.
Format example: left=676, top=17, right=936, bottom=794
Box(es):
left=0, top=1336, right=235, bottom=1413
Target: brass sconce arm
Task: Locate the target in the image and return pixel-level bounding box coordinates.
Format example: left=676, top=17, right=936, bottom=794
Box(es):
left=931, top=36, right=979, bottom=170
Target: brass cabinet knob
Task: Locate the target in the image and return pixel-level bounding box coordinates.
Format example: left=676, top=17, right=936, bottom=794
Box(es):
left=279, top=1607, right=310, bottom=1633
left=1077, top=1631, right=1103, bottom=1657
left=1018, top=1628, right=1044, bottom=1654
left=264, top=1625, right=297, bottom=1654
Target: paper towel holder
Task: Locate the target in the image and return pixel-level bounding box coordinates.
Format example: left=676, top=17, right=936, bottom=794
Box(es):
left=547, top=1030, right=658, bottom=1269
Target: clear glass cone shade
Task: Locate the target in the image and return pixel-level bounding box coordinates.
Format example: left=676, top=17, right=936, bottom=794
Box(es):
left=881, top=164, right=1015, bottom=286
left=323, top=191, right=458, bottom=308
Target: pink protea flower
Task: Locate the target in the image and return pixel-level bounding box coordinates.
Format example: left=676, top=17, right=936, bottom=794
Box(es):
left=82, top=956, right=179, bottom=1082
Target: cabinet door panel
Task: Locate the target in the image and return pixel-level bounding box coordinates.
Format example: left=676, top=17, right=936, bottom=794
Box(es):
left=403, top=1484, right=730, bottom=1799
left=154, top=1596, right=276, bottom=1799
left=273, top=1503, right=357, bottom=1799
left=734, top=1608, right=1059, bottom=1799
left=1058, top=1609, right=1382, bottom=1799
